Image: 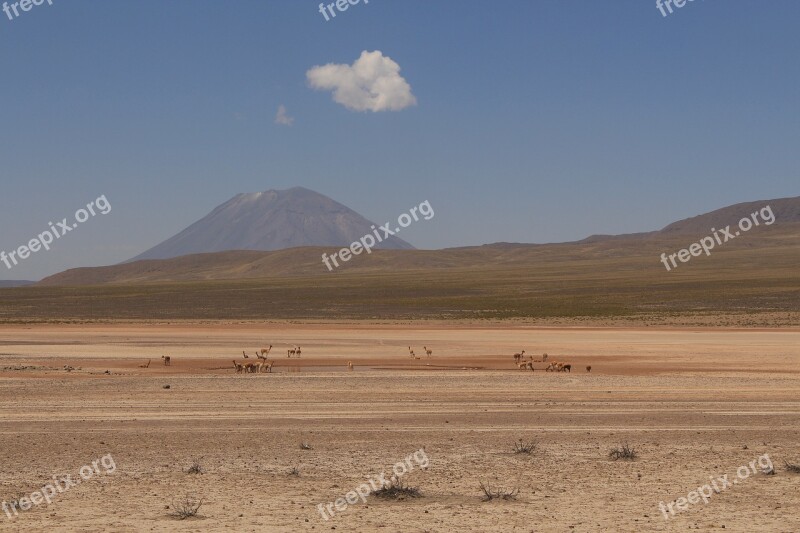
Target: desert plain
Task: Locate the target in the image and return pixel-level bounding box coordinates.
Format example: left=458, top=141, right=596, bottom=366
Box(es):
left=0, top=322, right=798, bottom=532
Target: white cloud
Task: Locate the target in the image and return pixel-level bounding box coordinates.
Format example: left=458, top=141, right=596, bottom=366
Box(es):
left=275, top=105, right=294, bottom=126
left=306, top=50, right=417, bottom=112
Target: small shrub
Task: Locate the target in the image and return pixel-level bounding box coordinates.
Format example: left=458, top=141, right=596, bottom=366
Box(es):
left=171, top=496, right=203, bottom=520
left=186, top=456, right=204, bottom=474
left=288, top=466, right=301, bottom=477
left=784, top=460, right=800, bottom=474
left=513, top=439, right=537, bottom=455
left=372, top=478, right=421, bottom=499
left=479, top=482, right=519, bottom=501
left=609, top=443, right=637, bottom=461
left=3, top=494, right=26, bottom=514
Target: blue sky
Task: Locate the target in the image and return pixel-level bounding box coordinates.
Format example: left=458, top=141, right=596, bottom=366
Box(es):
left=1, top=0, right=798, bottom=280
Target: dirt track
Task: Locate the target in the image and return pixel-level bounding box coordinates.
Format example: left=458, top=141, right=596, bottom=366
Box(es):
left=0, top=324, right=798, bottom=532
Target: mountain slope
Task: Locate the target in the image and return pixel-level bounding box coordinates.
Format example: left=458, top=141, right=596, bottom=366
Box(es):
left=659, top=196, right=800, bottom=234
left=130, top=187, right=413, bottom=261
left=580, top=195, right=800, bottom=242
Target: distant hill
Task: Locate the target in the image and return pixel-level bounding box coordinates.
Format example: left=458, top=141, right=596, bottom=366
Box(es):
left=38, top=195, right=800, bottom=287
left=14, top=195, right=800, bottom=323
left=581, top=196, right=800, bottom=242
left=129, top=186, right=414, bottom=261
left=659, top=196, right=800, bottom=234
left=0, top=280, right=35, bottom=288
left=19, top=222, right=800, bottom=323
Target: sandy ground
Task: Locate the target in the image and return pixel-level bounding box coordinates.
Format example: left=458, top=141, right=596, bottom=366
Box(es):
left=0, top=323, right=799, bottom=532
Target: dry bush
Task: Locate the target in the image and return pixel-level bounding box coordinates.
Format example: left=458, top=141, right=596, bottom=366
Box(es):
left=372, top=478, right=421, bottom=500
left=784, top=460, right=800, bottom=473
left=479, top=482, right=519, bottom=501
left=609, top=443, right=638, bottom=461
left=3, top=494, right=26, bottom=514
left=170, top=495, right=203, bottom=520
left=513, top=439, right=537, bottom=455
left=288, top=466, right=301, bottom=477
left=186, top=456, right=204, bottom=474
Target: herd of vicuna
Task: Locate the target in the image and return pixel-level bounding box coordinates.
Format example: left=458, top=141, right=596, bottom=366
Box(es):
left=514, top=351, right=590, bottom=373
left=136, top=346, right=591, bottom=374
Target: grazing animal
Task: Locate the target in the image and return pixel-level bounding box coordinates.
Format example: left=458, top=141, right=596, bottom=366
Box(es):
left=424, top=346, right=433, bottom=357
left=139, top=359, right=151, bottom=368
left=261, top=360, right=274, bottom=373
left=242, top=351, right=249, bottom=359
left=517, top=361, right=534, bottom=371
left=586, top=365, right=592, bottom=373
left=409, top=347, right=416, bottom=359
left=513, top=350, right=526, bottom=363
left=347, top=361, right=354, bottom=371
left=244, top=362, right=260, bottom=373
left=561, top=364, right=571, bottom=373
left=233, top=360, right=244, bottom=373
left=260, top=345, right=273, bottom=356
left=288, top=346, right=298, bottom=358
left=161, top=355, right=171, bottom=366
left=295, top=346, right=301, bottom=357
left=546, top=362, right=561, bottom=372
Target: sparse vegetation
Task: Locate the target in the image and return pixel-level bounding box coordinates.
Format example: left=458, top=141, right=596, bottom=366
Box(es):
left=609, top=443, right=638, bottom=461
left=5, top=235, right=798, bottom=325
left=186, top=456, right=204, bottom=474
left=372, top=478, right=421, bottom=499
left=784, top=460, right=800, bottom=473
left=3, top=494, right=26, bottom=514
left=513, top=439, right=537, bottom=455
left=170, top=496, right=203, bottom=520
left=479, top=482, right=519, bottom=501
left=288, top=465, right=301, bottom=476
